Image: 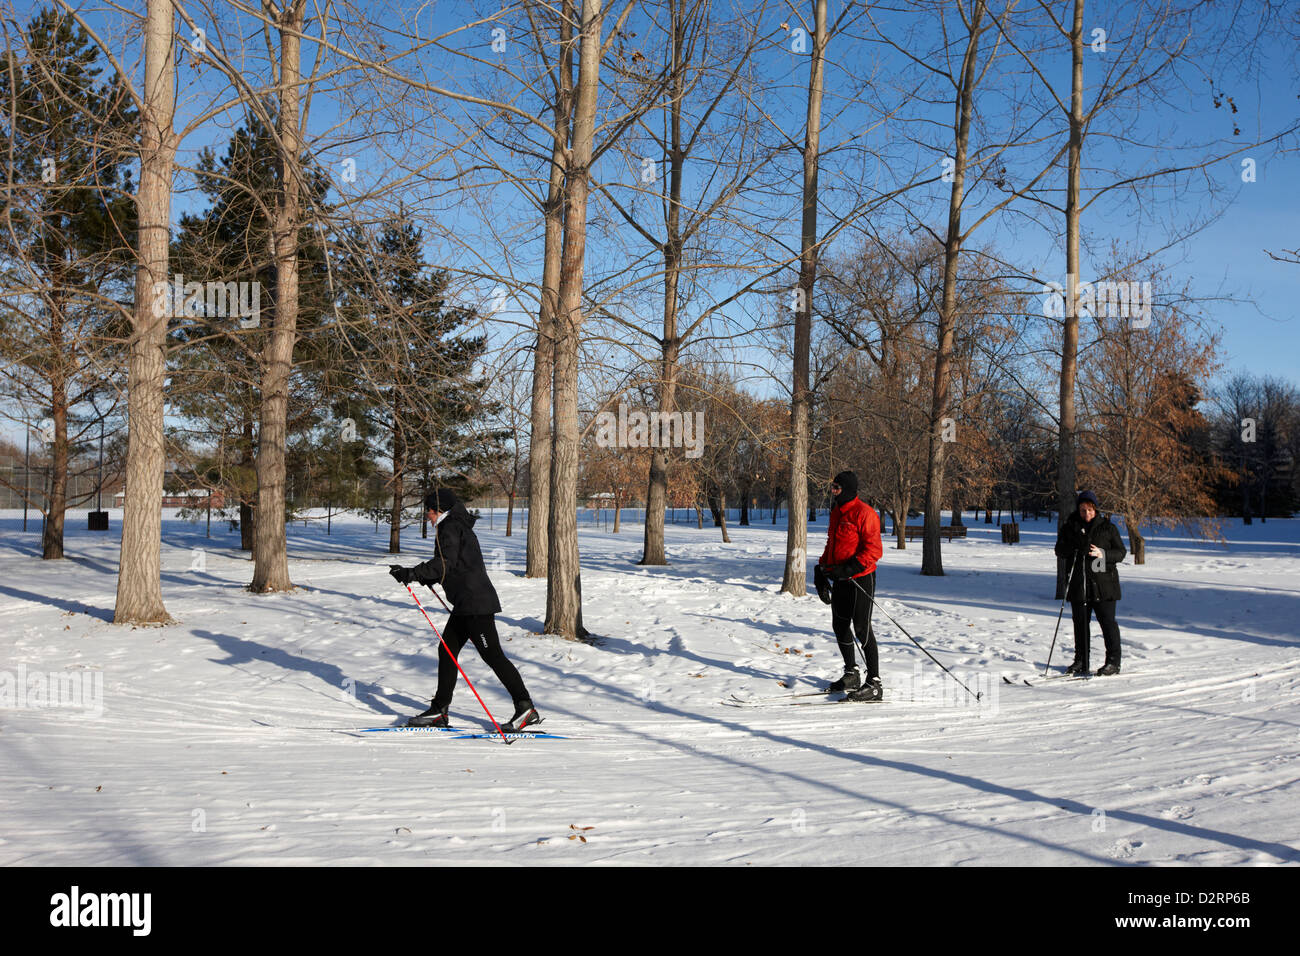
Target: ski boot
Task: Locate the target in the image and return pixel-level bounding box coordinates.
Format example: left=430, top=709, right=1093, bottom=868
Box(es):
left=844, top=676, right=883, bottom=702
left=501, top=701, right=541, bottom=733
left=1064, top=658, right=1090, bottom=677
left=1095, top=662, right=1121, bottom=676
left=407, top=704, right=450, bottom=728
left=827, top=667, right=861, bottom=694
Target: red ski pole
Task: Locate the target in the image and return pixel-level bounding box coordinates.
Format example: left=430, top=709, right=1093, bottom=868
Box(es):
left=402, top=583, right=509, bottom=744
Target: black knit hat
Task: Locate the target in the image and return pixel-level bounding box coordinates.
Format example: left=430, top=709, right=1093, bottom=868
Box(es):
left=832, top=470, right=859, bottom=502
left=424, top=489, right=459, bottom=513
left=1075, top=489, right=1099, bottom=509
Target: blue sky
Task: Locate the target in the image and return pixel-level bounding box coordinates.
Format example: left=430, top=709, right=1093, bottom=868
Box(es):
left=3, top=0, right=1297, bottom=455
left=157, top=2, right=1300, bottom=393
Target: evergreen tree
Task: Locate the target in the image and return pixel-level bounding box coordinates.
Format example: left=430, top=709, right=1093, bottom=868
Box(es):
left=167, top=111, right=333, bottom=549
left=0, top=7, right=136, bottom=558
left=331, top=211, right=499, bottom=553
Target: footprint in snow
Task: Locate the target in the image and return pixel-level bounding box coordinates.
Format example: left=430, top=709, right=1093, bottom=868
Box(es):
left=1161, top=805, right=1195, bottom=820
left=1108, top=839, right=1143, bottom=859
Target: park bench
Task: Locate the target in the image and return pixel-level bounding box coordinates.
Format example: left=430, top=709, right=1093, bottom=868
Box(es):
left=903, top=524, right=968, bottom=541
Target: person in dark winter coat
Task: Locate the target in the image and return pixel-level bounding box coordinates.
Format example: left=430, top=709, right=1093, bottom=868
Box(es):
left=389, top=489, right=539, bottom=730
left=816, top=471, right=885, bottom=700
left=1053, top=490, right=1127, bottom=676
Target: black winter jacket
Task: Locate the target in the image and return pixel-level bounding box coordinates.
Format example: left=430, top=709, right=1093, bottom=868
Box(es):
left=1054, top=511, right=1126, bottom=603
left=411, top=504, right=502, bottom=615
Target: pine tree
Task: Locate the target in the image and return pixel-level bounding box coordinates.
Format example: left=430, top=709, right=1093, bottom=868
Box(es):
left=0, top=8, right=136, bottom=559
left=167, top=112, right=332, bottom=551
left=331, top=211, right=499, bottom=553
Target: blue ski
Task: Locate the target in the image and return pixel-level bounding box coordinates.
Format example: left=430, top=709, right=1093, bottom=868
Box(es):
left=450, top=731, right=572, bottom=740
left=1004, top=673, right=1093, bottom=687
left=358, top=725, right=463, bottom=734
left=354, top=725, right=578, bottom=740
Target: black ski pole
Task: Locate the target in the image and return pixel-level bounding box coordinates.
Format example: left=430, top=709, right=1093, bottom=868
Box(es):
left=1044, top=553, right=1078, bottom=677
left=850, top=572, right=876, bottom=676
left=825, top=566, right=873, bottom=677
left=849, top=576, right=983, bottom=702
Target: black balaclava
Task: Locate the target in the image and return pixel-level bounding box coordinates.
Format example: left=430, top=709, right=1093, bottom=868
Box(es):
left=425, top=489, right=459, bottom=513
left=832, top=470, right=859, bottom=508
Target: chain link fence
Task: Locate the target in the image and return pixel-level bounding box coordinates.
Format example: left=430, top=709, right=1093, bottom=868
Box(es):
left=0, top=464, right=112, bottom=511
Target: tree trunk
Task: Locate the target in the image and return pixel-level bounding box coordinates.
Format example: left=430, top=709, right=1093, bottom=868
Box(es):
left=922, top=0, right=984, bottom=577
left=506, top=489, right=515, bottom=537
left=781, top=0, right=827, bottom=597
left=526, top=0, right=573, bottom=579
left=238, top=418, right=255, bottom=550
left=114, top=0, right=175, bottom=624
left=421, top=462, right=429, bottom=537
left=1241, top=461, right=1251, bottom=523
left=613, top=494, right=621, bottom=533
left=718, top=491, right=731, bottom=543
left=251, top=0, right=306, bottom=594
left=642, top=2, right=687, bottom=567
left=545, top=0, right=601, bottom=640
left=1054, top=0, right=1086, bottom=601
left=240, top=499, right=254, bottom=552
left=42, top=370, right=68, bottom=560
left=642, top=332, right=681, bottom=564
left=1127, top=514, right=1146, bottom=565
left=950, top=488, right=963, bottom=527
left=388, top=421, right=404, bottom=554
left=695, top=500, right=703, bottom=528
left=1057, top=0, right=1085, bottom=532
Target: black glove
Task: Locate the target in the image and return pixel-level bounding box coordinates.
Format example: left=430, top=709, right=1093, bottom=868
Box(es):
left=389, top=565, right=414, bottom=585
left=813, top=565, right=833, bottom=605
left=824, top=559, right=864, bottom=581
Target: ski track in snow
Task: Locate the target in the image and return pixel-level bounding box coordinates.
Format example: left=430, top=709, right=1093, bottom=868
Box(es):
left=1, top=509, right=1298, bottom=865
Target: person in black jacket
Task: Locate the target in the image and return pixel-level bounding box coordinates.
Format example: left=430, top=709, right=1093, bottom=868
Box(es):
left=389, top=489, right=539, bottom=731
left=1053, top=490, right=1127, bottom=676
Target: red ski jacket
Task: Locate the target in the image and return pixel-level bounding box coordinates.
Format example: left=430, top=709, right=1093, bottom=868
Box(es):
left=820, top=496, right=883, bottom=578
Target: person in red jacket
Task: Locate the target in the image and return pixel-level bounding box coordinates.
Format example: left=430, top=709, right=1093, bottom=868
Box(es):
left=816, top=470, right=885, bottom=700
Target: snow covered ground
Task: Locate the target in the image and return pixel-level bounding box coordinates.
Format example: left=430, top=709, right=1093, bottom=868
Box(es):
left=1, top=507, right=1297, bottom=865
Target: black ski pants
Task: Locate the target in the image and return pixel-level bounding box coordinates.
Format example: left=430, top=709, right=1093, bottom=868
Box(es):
left=831, top=571, right=879, bottom=679
left=1069, top=599, right=1122, bottom=668
left=430, top=613, right=530, bottom=710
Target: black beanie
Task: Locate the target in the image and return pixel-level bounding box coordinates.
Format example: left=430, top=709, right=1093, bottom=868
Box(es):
left=425, top=489, right=459, bottom=512
left=832, top=470, right=859, bottom=505
left=1075, top=489, right=1099, bottom=510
